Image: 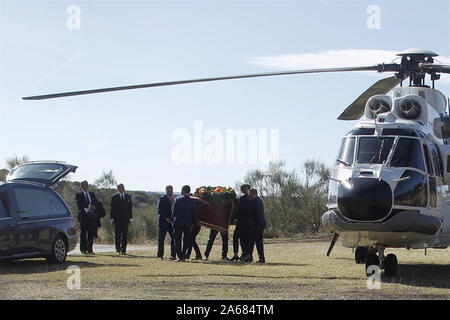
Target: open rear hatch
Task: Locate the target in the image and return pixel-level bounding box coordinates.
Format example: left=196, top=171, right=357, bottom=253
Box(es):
left=6, top=161, right=77, bottom=187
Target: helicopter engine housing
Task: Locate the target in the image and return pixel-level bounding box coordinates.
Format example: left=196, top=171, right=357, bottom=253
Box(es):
left=364, top=95, right=392, bottom=119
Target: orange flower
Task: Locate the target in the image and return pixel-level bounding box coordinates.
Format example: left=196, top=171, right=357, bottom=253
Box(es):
left=227, top=187, right=232, bottom=190
left=214, top=187, right=224, bottom=193
left=199, top=188, right=206, bottom=195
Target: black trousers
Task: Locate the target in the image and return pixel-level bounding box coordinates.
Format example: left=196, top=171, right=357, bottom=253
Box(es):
left=174, top=226, right=192, bottom=260
left=233, top=223, right=254, bottom=256
left=157, top=223, right=176, bottom=258
left=205, top=229, right=228, bottom=258
left=185, top=225, right=202, bottom=259
left=114, top=220, right=129, bottom=253
left=249, top=225, right=265, bottom=260
left=80, top=228, right=94, bottom=253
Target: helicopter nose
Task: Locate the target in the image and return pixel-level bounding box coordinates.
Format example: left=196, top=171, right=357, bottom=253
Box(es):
left=338, top=178, right=392, bottom=221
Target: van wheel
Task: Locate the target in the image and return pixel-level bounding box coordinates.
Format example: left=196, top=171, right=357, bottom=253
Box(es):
left=46, top=236, right=67, bottom=264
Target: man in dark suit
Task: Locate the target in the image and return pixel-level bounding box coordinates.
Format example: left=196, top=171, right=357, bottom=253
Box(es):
left=76, top=180, right=102, bottom=255
left=230, top=184, right=254, bottom=262
left=157, top=185, right=176, bottom=260
left=110, top=183, right=133, bottom=255
left=249, top=188, right=266, bottom=263
left=172, top=185, right=197, bottom=262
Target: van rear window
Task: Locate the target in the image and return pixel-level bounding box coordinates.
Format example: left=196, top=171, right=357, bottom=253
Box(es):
left=14, top=187, right=69, bottom=218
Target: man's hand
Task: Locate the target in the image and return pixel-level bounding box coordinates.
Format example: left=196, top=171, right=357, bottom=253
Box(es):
left=89, top=203, right=96, bottom=212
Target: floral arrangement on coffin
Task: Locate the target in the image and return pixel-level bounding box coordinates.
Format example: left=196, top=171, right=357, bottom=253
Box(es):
left=194, top=186, right=237, bottom=205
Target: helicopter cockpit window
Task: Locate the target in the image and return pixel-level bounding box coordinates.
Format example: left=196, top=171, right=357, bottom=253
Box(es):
left=346, top=128, right=375, bottom=136
left=335, top=137, right=355, bottom=167
left=390, top=138, right=425, bottom=171
left=382, top=128, right=418, bottom=137
left=357, top=137, right=394, bottom=164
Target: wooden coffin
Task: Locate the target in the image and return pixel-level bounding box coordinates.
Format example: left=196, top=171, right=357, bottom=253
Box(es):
left=191, top=197, right=234, bottom=232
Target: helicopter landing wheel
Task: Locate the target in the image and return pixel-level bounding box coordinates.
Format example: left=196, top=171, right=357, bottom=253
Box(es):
left=365, top=253, right=379, bottom=276
left=355, top=247, right=368, bottom=264
left=383, top=253, right=398, bottom=278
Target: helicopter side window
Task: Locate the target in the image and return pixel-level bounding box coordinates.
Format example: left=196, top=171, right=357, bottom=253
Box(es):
left=429, top=144, right=442, bottom=177
left=429, top=177, right=437, bottom=207
left=335, top=137, right=355, bottom=167
left=422, top=144, right=434, bottom=176
left=390, top=138, right=425, bottom=171
left=357, top=137, right=394, bottom=164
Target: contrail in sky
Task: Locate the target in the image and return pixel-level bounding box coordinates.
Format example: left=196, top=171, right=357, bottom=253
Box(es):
left=32, top=51, right=87, bottom=87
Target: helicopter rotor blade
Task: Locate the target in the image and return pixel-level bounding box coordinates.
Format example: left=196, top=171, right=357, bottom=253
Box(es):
left=337, top=75, right=407, bottom=121
left=22, top=65, right=384, bottom=100
left=419, top=63, right=450, bottom=74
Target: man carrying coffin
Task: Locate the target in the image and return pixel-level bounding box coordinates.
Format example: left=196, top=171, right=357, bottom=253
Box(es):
left=249, top=188, right=267, bottom=263
left=172, top=185, right=198, bottom=262
left=231, top=184, right=254, bottom=262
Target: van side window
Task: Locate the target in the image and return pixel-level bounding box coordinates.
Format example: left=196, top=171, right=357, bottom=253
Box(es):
left=0, top=192, right=9, bottom=218
left=14, top=187, right=69, bottom=218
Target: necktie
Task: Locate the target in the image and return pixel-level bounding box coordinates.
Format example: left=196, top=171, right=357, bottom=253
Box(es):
left=85, top=192, right=91, bottom=204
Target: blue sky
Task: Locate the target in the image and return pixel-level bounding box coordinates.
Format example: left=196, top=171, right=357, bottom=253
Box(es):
left=1, top=0, right=449, bottom=191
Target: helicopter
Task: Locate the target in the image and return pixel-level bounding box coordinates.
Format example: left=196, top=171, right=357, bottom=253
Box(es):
left=23, top=48, right=450, bottom=277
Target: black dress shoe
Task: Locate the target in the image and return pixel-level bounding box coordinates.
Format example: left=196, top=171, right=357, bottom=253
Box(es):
left=169, top=256, right=176, bottom=260
left=256, top=259, right=265, bottom=264
left=230, top=256, right=239, bottom=262
left=221, top=256, right=230, bottom=261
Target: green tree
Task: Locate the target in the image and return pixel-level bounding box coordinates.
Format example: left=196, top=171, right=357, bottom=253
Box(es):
left=0, top=169, right=8, bottom=181
left=5, top=155, right=30, bottom=170
left=94, top=169, right=117, bottom=189
left=237, top=159, right=330, bottom=237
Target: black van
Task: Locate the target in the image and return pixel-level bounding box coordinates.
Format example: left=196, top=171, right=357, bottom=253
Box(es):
left=0, top=161, right=78, bottom=263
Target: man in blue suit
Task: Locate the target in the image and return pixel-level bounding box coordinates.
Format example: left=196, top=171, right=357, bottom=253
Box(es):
left=157, top=185, right=176, bottom=260
left=172, top=185, right=198, bottom=262
left=249, top=188, right=266, bottom=263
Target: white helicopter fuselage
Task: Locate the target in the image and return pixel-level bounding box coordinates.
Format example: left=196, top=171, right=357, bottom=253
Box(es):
left=322, top=85, right=450, bottom=250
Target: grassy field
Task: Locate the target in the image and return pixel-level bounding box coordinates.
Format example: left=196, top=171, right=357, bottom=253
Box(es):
left=1, top=231, right=450, bottom=300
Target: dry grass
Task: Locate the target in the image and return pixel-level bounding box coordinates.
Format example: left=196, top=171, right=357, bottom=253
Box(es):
left=1, top=235, right=450, bottom=300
